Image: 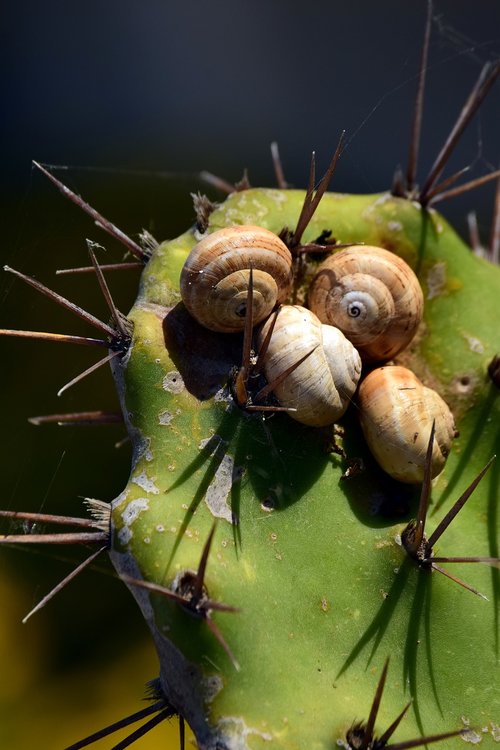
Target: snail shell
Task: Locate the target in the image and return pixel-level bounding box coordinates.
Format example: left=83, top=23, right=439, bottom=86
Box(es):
left=307, top=245, right=424, bottom=362
left=256, top=305, right=362, bottom=426
left=357, top=365, right=456, bottom=483
left=180, top=225, right=293, bottom=333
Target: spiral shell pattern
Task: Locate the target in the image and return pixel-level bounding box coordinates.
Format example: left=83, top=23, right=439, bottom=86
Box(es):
left=357, top=365, right=456, bottom=483
left=256, top=305, right=362, bottom=426
left=308, top=245, right=424, bottom=362
left=180, top=225, right=293, bottom=333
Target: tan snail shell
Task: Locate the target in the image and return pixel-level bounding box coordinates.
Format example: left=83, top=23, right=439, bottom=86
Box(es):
left=307, top=245, right=424, bottom=362
left=256, top=305, right=362, bottom=426
left=357, top=365, right=456, bottom=483
left=180, top=225, right=293, bottom=333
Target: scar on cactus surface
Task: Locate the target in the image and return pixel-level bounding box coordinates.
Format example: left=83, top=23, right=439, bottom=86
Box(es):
left=2, top=12, right=500, bottom=750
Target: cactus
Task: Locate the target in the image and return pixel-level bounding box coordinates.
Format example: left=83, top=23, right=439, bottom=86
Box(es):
left=1, top=13, right=500, bottom=750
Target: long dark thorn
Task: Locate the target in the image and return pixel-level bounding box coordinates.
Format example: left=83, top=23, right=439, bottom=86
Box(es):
left=297, top=241, right=363, bottom=255
left=254, top=307, right=280, bottom=374
left=0, top=329, right=109, bottom=348
left=57, top=350, right=121, bottom=397
left=33, top=161, right=148, bottom=262
left=416, top=420, right=435, bottom=540
left=489, top=172, right=500, bottom=263
left=387, top=729, right=466, bottom=750
left=431, top=556, right=500, bottom=565
left=192, top=523, right=217, bottom=603
left=270, top=141, right=287, bottom=188
left=431, top=562, right=488, bottom=600
left=429, top=169, right=500, bottom=206
left=426, top=455, right=495, bottom=548
left=87, top=244, right=129, bottom=338
left=423, top=165, right=471, bottom=202
left=121, top=576, right=192, bottom=607
left=0, top=531, right=108, bottom=545
left=245, top=404, right=298, bottom=413
left=205, top=615, right=240, bottom=671
left=64, top=700, right=167, bottom=750
left=420, top=62, right=500, bottom=203
left=22, top=545, right=107, bottom=623
left=0, top=510, right=98, bottom=528
left=56, top=261, right=142, bottom=276
left=254, top=345, right=318, bottom=402
left=405, top=0, right=432, bottom=193
left=28, top=410, right=123, bottom=426
left=405, top=421, right=435, bottom=556
left=109, top=707, right=173, bottom=750
left=361, top=658, right=390, bottom=750
left=376, top=701, right=412, bottom=747
left=122, top=575, right=241, bottom=613
left=4, top=265, right=117, bottom=339
left=292, top=132, right=345, bottom=247
left=198, top=170, right=235, bottom=195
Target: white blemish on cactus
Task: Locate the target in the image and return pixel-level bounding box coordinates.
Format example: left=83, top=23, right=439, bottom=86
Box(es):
left=159, top=409, right=174, bottom=425
left=461, top=729, right=483, bottom=744
left=118, top=526, right=133, bottom=545
left=490, top=723, right=500, bottom=741
left=133, top=434, right=154, bottom=463
left=387, top=220, right=403, bottom=232
left=202, top=674, right=224, bottom=704
left=205, top=453, right=242, bottom=523
left=374, top=193, right=392, bottom=206
left=121, top=498, right=149, bottom=526
left=132, top=470, right=160, bottom=494
left=163, top=370, right=185, bottom=393
left=463, top=334, right=485, bottom=354
left=426, top=261, right=447, bottom=299
left=216, top=716, right=273, bottom=748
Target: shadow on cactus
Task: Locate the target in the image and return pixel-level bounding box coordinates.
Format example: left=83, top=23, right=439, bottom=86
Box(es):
left=1, top=6, right=500, bottom=749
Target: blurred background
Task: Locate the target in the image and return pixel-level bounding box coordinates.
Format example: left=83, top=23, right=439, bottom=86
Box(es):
left=1, top=1, right=499, bottom=748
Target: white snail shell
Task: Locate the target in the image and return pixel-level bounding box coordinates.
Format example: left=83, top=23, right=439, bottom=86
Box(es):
left=357, top=365, right=456, bottom=483
left=307, top=246, right=424, bottom=362
left=256, top=305, right=362, bottom=427
left=180, top=225, right=293, bottom=333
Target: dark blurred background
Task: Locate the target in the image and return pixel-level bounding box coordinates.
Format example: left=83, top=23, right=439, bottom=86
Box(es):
left=1, top=2, right=499, bottom=748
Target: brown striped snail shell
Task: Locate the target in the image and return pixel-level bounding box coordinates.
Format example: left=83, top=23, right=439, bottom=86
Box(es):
left=180, top=225, right=293, bottom=333
left=307, top=245, right=424, bottom=362
left=256, top=305, right=362, bottom=427
left=357, top=365, right=456, bottom=483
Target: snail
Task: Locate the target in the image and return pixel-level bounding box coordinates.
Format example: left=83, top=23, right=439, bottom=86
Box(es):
left=307, top=245, right=424, bottom=362
left=180, top=225, right=293, bottom=333
left=357, top=365, right=456, bottom=483
left=256, top=305, right=362, bottom=427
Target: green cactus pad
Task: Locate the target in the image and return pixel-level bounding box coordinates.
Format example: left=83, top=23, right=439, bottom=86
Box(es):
left=110, top=189, right=500, bottom=750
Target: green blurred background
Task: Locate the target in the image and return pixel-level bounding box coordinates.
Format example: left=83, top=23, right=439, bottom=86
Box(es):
left=1, top=1, right=500, bottom=748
